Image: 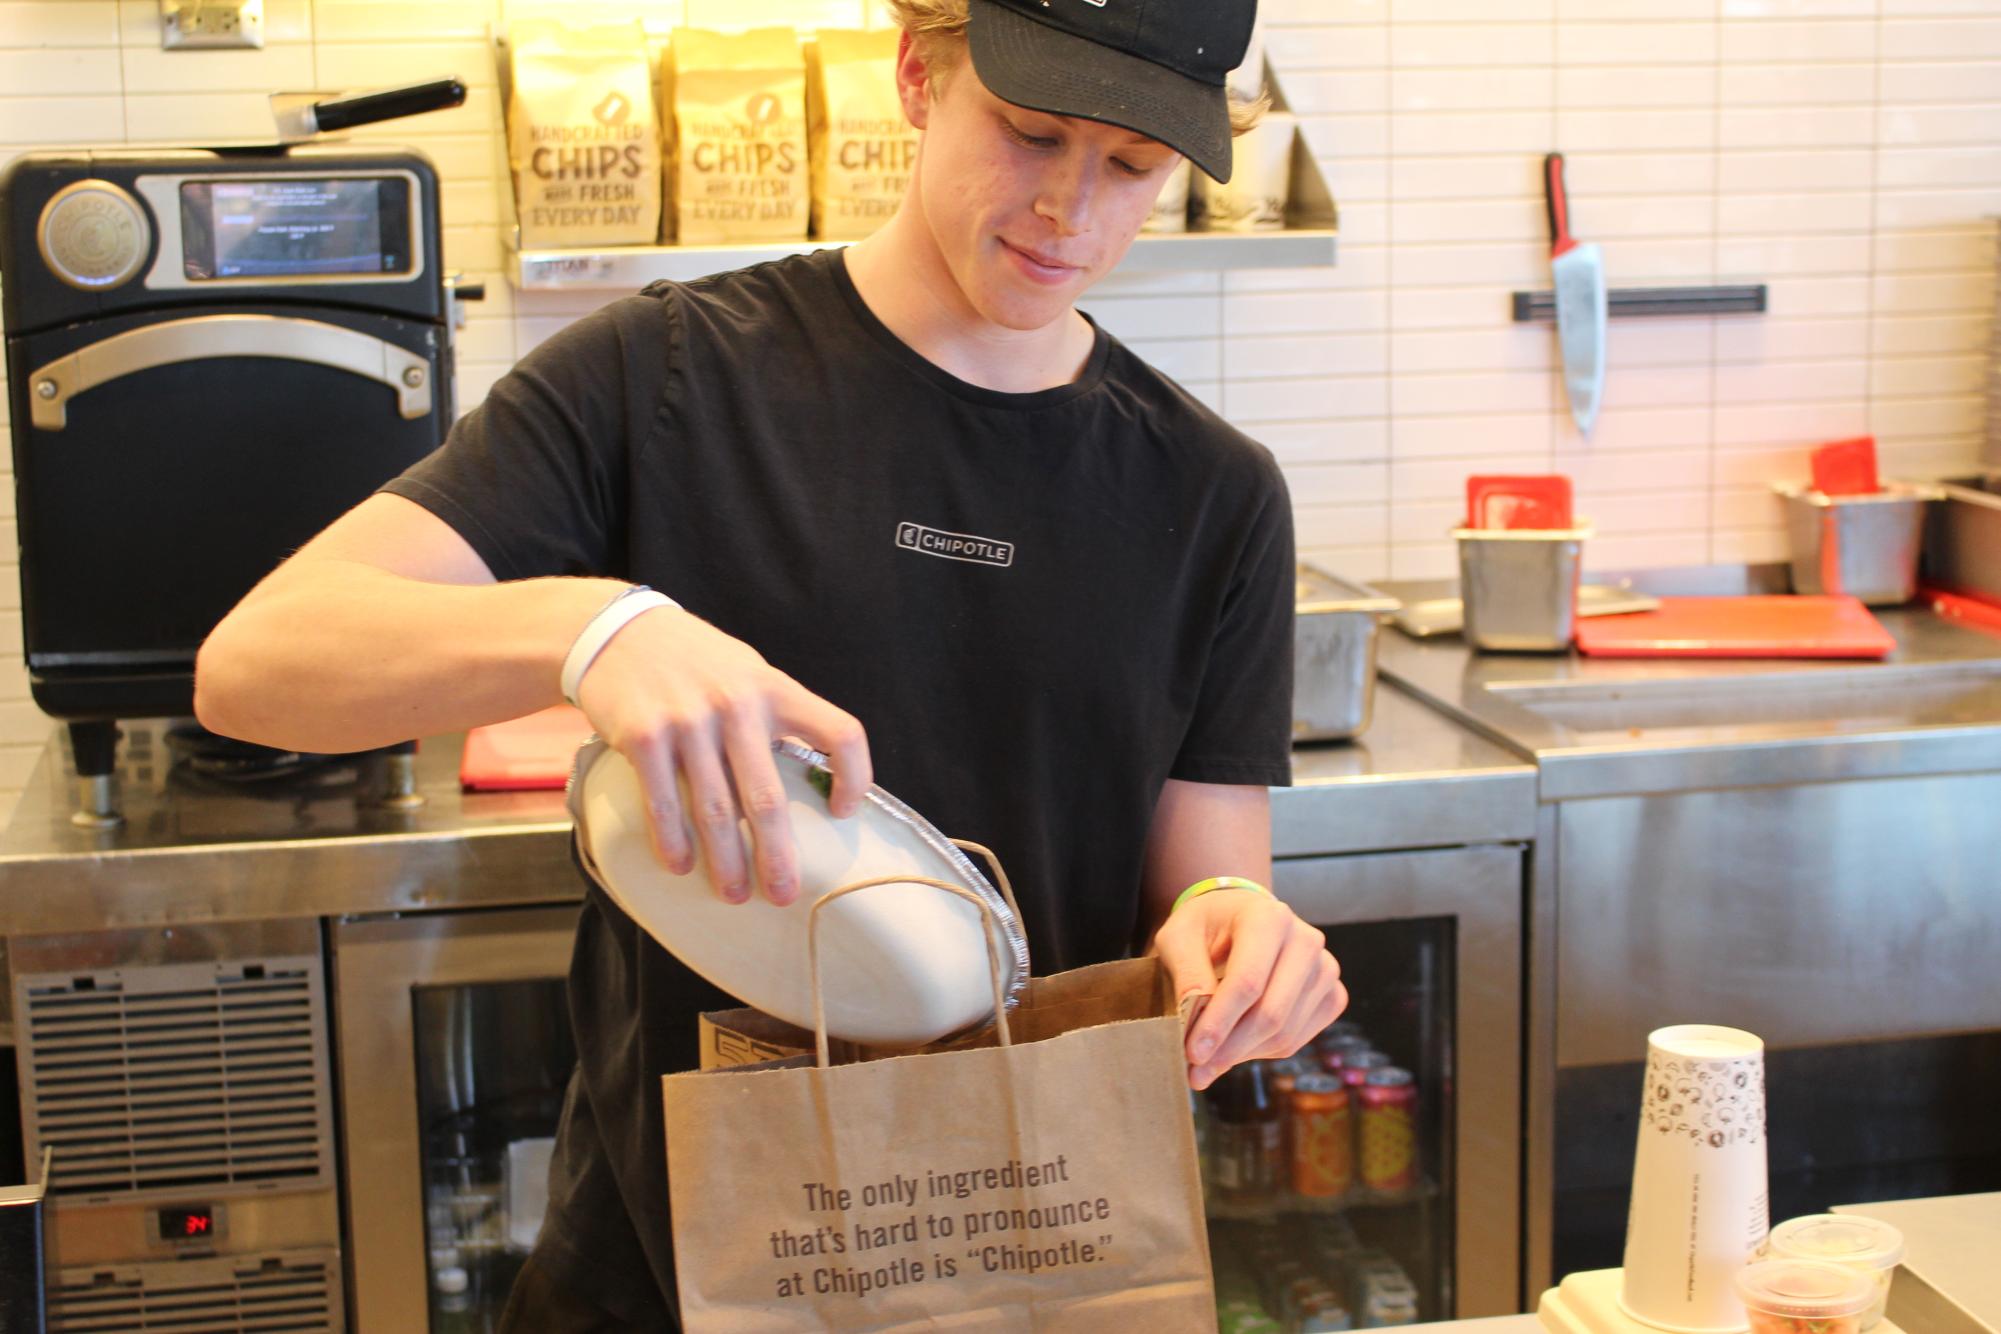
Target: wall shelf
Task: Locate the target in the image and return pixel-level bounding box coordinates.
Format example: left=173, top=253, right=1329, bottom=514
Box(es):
left=494, top=33, right=1337, bottom=291
left=509, top=227, right=1338, bottom=291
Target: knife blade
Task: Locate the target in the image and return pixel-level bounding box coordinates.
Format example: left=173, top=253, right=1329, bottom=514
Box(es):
left=1544, top=152, right=1607, bottom=439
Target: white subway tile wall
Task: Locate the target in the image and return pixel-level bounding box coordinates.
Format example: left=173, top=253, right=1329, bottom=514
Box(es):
left=0, top=0, right=1996, bottom=817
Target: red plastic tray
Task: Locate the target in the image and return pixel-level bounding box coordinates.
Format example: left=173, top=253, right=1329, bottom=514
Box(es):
left=460, top=705, right=595, bottom=791
left=1575, top=595, right=1896, bottom=659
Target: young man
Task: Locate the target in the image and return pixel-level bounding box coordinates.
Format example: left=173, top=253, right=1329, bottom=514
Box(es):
left=196, top=0, right=1346, bottom=1325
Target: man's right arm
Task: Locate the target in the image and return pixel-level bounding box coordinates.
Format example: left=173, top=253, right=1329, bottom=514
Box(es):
left=194, top=491, right=871, bottom=905
left=194, top=492, right=620, bottom=755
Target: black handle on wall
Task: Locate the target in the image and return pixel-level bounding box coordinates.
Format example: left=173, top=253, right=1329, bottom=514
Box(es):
left=1511, top=284, right=1767, bottom=322
left=312, top=78, right=467, bottom=133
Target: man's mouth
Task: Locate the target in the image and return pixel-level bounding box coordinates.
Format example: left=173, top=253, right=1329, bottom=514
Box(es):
left=999, top=238, right=1083, bottom=282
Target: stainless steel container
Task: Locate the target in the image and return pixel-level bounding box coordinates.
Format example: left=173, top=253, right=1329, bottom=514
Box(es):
left=1776, top=482, right=1941, bottom=605
left=1926, top=473, right=2001, bottom=603
left=1293, top=565, right=1400, bottom=741
left=1453, top=525, right=1591, bottom=652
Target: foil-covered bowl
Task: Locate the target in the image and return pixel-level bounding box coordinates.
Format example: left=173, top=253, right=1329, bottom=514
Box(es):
left=566, top=735, right=1028, bottom=1047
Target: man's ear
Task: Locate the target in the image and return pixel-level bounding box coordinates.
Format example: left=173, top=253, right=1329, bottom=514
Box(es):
left=894, top=30, right=934, bottom=131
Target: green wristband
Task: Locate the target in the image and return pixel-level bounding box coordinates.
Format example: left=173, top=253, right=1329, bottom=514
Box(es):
left=1172, top=875, right=1272, bottom=914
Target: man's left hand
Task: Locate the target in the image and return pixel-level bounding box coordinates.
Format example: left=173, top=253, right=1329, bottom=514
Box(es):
left=1151, top=889, right=1348, bottom=1091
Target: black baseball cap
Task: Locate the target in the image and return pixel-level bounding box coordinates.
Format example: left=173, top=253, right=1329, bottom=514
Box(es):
left=965, top=0, right=1258, bottom=183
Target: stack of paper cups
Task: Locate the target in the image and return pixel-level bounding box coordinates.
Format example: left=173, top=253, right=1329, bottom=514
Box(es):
left=1619, top=1025, right=1770, bottom=1332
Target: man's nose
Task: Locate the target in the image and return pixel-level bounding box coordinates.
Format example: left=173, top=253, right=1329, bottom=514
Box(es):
left=1033, top=150, right=1096, bottom=237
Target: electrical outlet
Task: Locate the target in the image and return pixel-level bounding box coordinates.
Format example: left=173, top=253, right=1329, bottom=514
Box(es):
left=160, top=0, right=264, bottom=50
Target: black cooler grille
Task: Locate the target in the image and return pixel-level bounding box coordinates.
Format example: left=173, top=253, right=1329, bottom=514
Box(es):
left=48, top=1249, right=342, bottom=1332
left=18, top=957, right=333, bottom=1200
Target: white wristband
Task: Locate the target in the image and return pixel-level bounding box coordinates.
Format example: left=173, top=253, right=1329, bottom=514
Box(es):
left=561, top=586, right=678, bottom=707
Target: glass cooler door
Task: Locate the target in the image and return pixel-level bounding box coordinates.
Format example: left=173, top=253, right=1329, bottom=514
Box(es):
left=1198, top=845, right=1526, bottom=1331
left=334, top=906, right=580, bottom=1333
left=1199, top=918, right=1454, bottom=1332
left=412, top=977, right=577, bottom=1332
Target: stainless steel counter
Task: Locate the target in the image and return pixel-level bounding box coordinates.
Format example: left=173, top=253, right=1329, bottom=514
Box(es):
left=1376, top=600, right=2001, bottom=799
left=1279, top=679, right=1536, bottom=854
left=0, top=681, right=1536, bottom=936
left=1838, top=1193, right=2001, bottom=1334
left=0, top=728, right=576, bottom=937
left=1372, top=568, right=2001, bottom=1303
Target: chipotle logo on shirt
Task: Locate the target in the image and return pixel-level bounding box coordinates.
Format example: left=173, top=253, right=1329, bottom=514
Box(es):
left=895, top=521, right=1014, bottom=568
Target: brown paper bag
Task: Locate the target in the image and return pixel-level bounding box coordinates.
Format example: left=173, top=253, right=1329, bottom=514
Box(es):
left=664, top=865, right=1214, bottom=1331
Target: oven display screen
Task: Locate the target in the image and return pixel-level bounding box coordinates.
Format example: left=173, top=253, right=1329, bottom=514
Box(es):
left=180, top=176, right=412, bottom=280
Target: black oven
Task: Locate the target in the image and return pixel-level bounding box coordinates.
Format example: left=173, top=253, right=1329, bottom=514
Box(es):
left=1, top=87, right=468, bottom=823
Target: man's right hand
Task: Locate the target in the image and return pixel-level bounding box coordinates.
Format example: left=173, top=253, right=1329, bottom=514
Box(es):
left=196, top=495, right=867, bottom=908
left=574, top=602, right=873, bottom=908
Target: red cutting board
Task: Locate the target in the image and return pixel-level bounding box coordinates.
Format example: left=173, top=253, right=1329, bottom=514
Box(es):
left=460, top=705, right=595, bottom=791
left=1575, top=595, right=1896, bottom=659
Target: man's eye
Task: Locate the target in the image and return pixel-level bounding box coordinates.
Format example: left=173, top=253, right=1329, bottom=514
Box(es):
left=1111, top=157, right=1151, bottom=178
left=1002, top=119, right=1056, bottom=149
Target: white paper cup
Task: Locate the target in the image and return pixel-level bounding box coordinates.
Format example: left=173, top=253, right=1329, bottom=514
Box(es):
left=1619, top=1025, right=1771, bottom=1333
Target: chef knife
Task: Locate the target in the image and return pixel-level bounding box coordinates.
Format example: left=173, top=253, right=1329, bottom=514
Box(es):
left=1544, top=152, right=1607, bottom=439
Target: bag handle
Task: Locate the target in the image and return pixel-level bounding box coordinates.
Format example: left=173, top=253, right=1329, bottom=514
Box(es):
left=949, top=838, right=1024, bottom=925
left=806, top=874, right=1015, bottom=1069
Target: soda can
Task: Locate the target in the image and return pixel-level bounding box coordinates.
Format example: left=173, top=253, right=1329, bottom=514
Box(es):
left=1365, top=1275, right=1419, bottom=1328
left=1266, top=1056, right=1316, bottom=1181
left=1258, top=1258, right=1310, bottom=1315
left=1315, top=1032, right=1371, bottom=1075
left=1286, top=1277, right=1338, bottom=1327
left=1289, top=1073, right=1353, bottom=1198
left=1350, top=1254, right=1419, bottom=1328
left=1301, top=1294, right=1355, bottom=1333
left=1339, top=1049, right=1391, bottom=1089
left=1358, top=1066, right=1419, bottom=1193
left=1268, top=1055, right=1317, bottom=1099
left=1219, top=1300, right=1283, bottom=1334
left=1307, top=1214, right=1362, bottom=1262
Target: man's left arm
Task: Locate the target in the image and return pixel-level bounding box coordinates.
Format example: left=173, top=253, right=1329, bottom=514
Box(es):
left=1142, top=777, right=1348, bottom=1091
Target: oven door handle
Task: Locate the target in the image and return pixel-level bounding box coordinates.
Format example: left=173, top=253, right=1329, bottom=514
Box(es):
left=27, top=312, right=434, bottom=430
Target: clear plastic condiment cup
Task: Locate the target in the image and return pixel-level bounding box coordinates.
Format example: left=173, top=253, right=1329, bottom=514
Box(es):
left=1736, top=1259, right=1878, bottom=1334
left=1765, top=1215, right=1906, bottom=1331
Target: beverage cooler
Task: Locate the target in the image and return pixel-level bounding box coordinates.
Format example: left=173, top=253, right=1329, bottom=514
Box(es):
left=333, top=844, right=1524, bottom=1332
left=334, top=907, right=581, bottom=1332
left=1199, top=847, right=1526, bottom=1332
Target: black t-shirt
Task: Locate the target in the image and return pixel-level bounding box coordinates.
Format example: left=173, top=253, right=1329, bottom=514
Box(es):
left=382, top=248, right=1294, bottom=1322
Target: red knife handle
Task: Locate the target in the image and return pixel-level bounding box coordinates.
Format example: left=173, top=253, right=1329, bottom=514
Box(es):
left=1545, top=152, right=1577, bottom=258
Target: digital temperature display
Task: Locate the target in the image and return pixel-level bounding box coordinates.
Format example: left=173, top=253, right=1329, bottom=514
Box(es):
left=157, top=1204, right=220, bottom=1242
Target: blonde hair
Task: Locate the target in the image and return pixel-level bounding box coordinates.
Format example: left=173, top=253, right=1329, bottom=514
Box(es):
left=880, top=0, right=1268, bottom=133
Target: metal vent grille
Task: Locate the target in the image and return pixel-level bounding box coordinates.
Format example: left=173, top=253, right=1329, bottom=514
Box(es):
left=18, top=954, right=333, bottom=1201
left=49, top=1248, right=342, bottom=1333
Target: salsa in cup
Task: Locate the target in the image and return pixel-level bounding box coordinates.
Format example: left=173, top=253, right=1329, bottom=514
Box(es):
left=1736, top=1259, right=1877, bottom=1334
